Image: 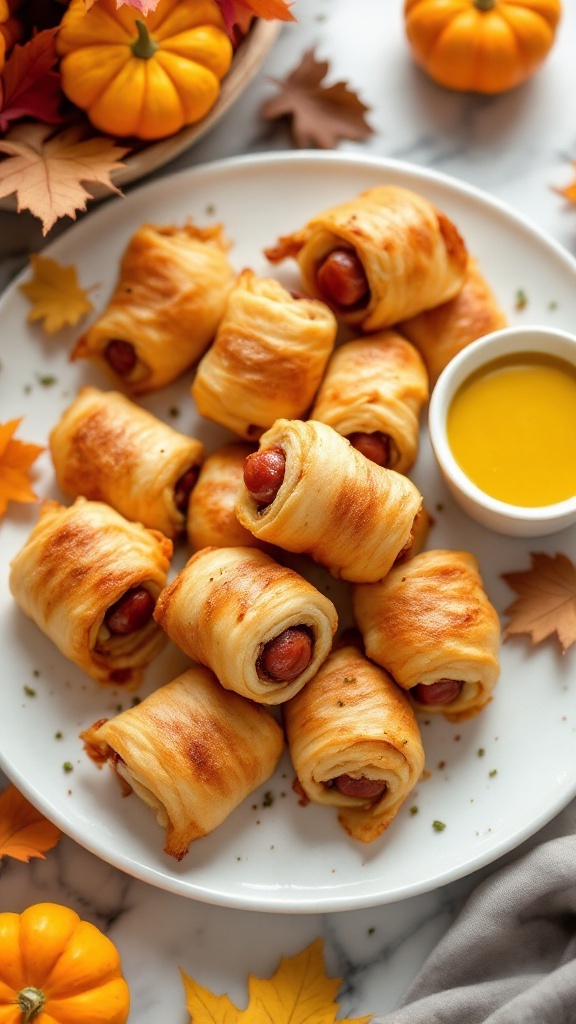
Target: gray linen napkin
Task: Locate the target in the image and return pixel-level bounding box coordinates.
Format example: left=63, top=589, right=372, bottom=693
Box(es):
left=376, top=802, right=576, bottom=1024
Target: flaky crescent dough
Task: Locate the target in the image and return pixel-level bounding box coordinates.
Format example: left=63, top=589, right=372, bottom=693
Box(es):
left=154, top=546, right=338, bottom=704
left=284, top=643, right=425, bottom=843
left=353, top=549, right=501, bottom=720
left=310, top=330, right=429, bottom=475
left=71, top=222, right=234, bottom=394
left=9, top=497, right=172, bottom=688
left=265, top=185, right=468, bottom=330
left=50, top=386, right=205, bottom=539
left=235, top=419, right=423, bottom=583
left=187, top=442, right=266, bottom=551
left=192, top=269, right=337, bottom=439
left=81, top=666, right=284, bottom=860
left=398, top=257, right=507, bottom=387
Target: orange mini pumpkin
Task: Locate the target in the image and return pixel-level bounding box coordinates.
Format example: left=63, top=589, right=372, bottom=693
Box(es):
left=56, top=0, right=233, bottom=140
left=0, top=902, right=130, bottom=1024
left=0, top=0, right=23, bottom=71
left=404, top=0, right=562, bottom=95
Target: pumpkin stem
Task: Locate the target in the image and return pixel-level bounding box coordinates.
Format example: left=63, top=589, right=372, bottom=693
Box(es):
left=473, top=0, right=496, bottom=10
left=17, top=987, right=46, bottom=1023
left=131, top=19, right=158, bottom=60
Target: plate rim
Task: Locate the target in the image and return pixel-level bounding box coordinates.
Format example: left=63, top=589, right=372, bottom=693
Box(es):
left=1, top=149, right=576, bottom=913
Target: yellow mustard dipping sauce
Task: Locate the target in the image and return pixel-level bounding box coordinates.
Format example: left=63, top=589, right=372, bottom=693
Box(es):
left=447, top=352, right=576, bottom=507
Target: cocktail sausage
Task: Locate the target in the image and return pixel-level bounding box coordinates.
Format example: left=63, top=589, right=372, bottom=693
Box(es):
left=315, top=249, right=369, bottom=307
left=243, top=446, right=286, bottom=505
left=257, top=627, right=313, bottom=682
left=105, top=587, right=156, bottom=635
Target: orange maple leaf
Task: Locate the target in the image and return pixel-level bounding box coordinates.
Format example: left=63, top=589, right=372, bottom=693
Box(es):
left=0, top=122, right=129, bottom=235
left=0, top=784, right=61, bottom=862
left=502, top=552, right=576, bottom=653
left=556, top=162, right=576, bottom=202
left=0, top=418, right=44, bottom=519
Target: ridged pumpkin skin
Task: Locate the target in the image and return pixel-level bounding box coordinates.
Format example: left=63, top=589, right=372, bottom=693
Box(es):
left=0, top=903, right=130, bottom=1024
left=57, top=0, right=233, bottom=139
left=0, top=0, right=23, bottom=71
left=404, top=0, right=562, bottom=94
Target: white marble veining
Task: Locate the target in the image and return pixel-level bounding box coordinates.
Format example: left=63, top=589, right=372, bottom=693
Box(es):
left=1, top=0, right=576, bottom=1019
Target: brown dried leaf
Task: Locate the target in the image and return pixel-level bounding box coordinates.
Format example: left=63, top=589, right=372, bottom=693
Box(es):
left=261, top=47, right=373, bottom=149
left=502, top=552, right=576, bottom=653
left=0, top=122, right=129, bottom=235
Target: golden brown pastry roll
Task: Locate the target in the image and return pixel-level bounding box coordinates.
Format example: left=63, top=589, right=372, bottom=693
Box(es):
left=187, top=441, right=267, bottom=551
left=81, top=666, right=284, bottom=860
left=284, top=642, right=425, bottom=843
left=9, top=497, right=172, bottom=688
left=154, top=546, right=338, bottom=704
left=71, top=222, right=234, bottom=395
left=264, top=185, right=468, bottom=331
left=353, top=549, right=501, bottom=720
left=310, top=330, right=429, bottom=475
left=49, top=386, right=205, bottom=540
left=398, top=257, right=507, bottom=388
left=236, top=419, right=423, bottom=583
left=192, top=269, right=337, bottom=439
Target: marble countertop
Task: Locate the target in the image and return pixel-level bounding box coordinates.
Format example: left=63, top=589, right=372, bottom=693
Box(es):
left=1, top=0, right=576, bottom=1019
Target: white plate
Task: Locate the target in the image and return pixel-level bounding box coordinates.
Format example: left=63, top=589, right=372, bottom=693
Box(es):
left=1, top=152, right=575, bottom=913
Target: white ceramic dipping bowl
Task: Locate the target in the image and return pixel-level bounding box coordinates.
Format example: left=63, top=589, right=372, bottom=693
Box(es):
left=428, top=325, right=576, bottom=537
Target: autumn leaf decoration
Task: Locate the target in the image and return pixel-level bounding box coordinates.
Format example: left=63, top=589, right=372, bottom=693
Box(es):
left=261, top=48, right=374, bottom=149
left=0, top=418, right=44, bottom=519
left=0, top=123, right=129, bottom=236
left=502, top=552, right=576, bottom=653
left=0, top=28, right=63, bottom=133
left=0, top=26, right=126, bottom=234
left=0, top=784, right=61, bottom=862
left=216, top=0, right=295, bottom=41
left=83, top=0, right=296, bottom=36
left=556, top=163, right=576, bottom=203
left=20, top=254, right=93, bottom=334
left=181, top=938, right=373, bottom=1024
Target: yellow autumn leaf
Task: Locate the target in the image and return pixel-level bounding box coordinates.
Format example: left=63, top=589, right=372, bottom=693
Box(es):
left=0, top=784, right=62, bottom=862
left=19, top=254, right=93, bottom=334
left=0, top=122, right=129, bottom=235
left=181, top=938, right=373, bottom=1024
left=0, top=418, right=44, bottom=519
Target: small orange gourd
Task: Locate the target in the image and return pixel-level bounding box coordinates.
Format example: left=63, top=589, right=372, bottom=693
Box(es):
left=56, top=0, right=233, bottom=140
left=0, top=0, right=23, bottom=71
left=0, top=902, right=130, bottom=1024
left=404, top=0, right=562, bottom=95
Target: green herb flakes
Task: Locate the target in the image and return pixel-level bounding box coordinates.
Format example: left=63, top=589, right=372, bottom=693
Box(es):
left=514, top=288, right=528, bottom=310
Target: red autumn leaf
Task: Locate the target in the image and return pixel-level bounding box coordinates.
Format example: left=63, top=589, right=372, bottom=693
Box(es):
left=261, top=48, right=373, bottom=149
left=217, top=0, right=295, bottom=38
left=0, top=28, right=63, bottom=132
left=0, top=784, right=61, bottom=862
left=502, top=551, right=576, bottom=653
